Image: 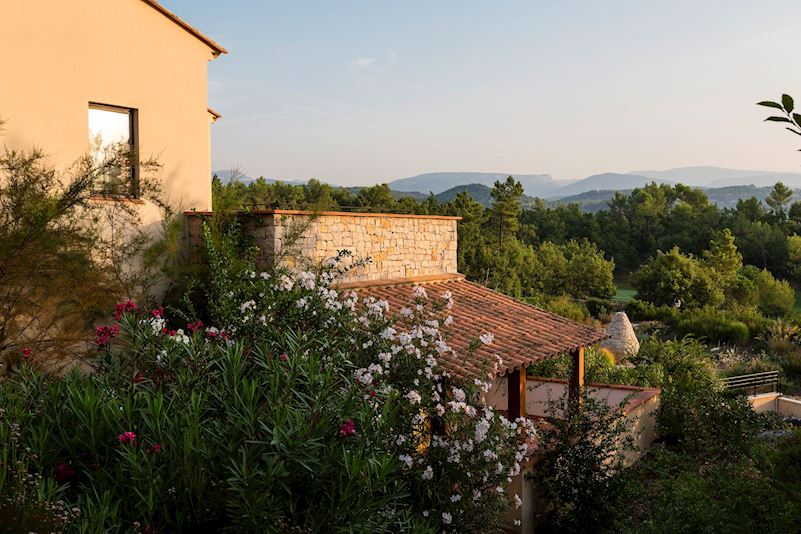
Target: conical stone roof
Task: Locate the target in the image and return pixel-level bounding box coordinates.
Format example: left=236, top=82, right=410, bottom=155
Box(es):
left=600, top=311, right=639, bottom=359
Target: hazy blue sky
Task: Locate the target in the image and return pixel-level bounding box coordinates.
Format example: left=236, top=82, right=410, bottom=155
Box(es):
left=165, top=0, right=801, bottom=185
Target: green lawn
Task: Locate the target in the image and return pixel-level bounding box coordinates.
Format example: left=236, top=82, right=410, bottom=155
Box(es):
left=614, top=286, right=801, bottom=309
left=613, top=286, right=636, bottom=303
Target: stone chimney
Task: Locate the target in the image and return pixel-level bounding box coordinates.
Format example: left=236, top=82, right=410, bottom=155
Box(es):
left=186, top=210, right=460, bottom=284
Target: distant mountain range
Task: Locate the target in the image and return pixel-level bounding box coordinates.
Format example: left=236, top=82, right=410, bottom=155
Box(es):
left=433, top=183, right=538, bottom=207
left=387, top=172, right=565, bottom=198
left=213, top=165, right=801, bottom=210
left=626, top=166, right=801, bottom=188
left=551, top=185, right=799, bottom=212
left=388, top=167, right=801, bottom=199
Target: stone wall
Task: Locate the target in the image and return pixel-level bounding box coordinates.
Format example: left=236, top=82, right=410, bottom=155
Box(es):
left=185, top=210, right=460, bottom=283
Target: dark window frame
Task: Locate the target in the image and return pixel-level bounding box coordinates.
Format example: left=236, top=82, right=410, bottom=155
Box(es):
left=88, top=102, right=139, bottom=198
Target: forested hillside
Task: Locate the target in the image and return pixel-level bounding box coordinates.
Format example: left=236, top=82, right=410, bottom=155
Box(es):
left=212, top=175, right=801, bottom=291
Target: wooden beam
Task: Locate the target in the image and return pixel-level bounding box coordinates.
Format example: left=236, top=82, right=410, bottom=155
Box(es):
left=569, top=346, right=585, bottom=406
left=507, top=367, right=527, bottom=420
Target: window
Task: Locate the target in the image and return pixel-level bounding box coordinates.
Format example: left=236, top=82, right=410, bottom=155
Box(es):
left=88, top=103, right=137, bottom=196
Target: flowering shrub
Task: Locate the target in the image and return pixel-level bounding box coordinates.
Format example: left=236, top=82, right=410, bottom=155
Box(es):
left=200, top=237, right=535, bottom=530
left=0, top=233, right=531, bottom=531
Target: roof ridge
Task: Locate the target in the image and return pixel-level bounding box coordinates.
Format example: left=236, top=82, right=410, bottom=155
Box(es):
left=141, top=0, right=227, bottom=56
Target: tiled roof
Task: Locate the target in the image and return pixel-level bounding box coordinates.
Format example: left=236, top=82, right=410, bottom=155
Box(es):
left=345, top=274, right=609, bottom=379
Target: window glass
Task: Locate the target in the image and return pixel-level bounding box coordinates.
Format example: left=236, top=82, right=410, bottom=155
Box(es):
left=88, top=105, right=135, bottom=195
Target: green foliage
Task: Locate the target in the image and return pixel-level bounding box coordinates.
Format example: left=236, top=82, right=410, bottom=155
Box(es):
left=787, top=234, right=801, bottom=281
left=703, top=228, right=742, bottom=284
left=768, top=430, right=801, bottom=485
left=488, top=176, right=523, bottom=244
left=528, top=346, right=636, bottom=386
left=758, top=94, right=801, bottom=153
left=633, top=338, right=760, bottom=458
left=762, top=319, right=799, bottom=356
left=0, top=132, right=171, bottom=368
left=583, top=297, right=621, bottom=319
left=742, top=266, right=796, bottom=316
left=675, top=307, right=750, bottom=345
left=531, top=295, right=591, bottom=323
left=607, top=446, right=801, bottom=534
left=533, top=390, right=634, bottom=533
left=454, top=185, right=614, bottom=301
left=593, top=183, right=720, bottom=273
left=766, top=182, right=795, bottom=219
left=727, top=305, right=772, bottom=337
left=0, top=234, right=530, bottom=532
left=779, top=351, right=801, bottom=379
left=632, top=247, right=723, bottom=309
left=625, top=299, right=678, bottom=323
left=538, top=240, right=616, bottom=299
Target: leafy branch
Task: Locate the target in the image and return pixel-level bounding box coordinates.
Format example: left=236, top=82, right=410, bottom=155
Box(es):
left=758, top=94, right=801, bottom=149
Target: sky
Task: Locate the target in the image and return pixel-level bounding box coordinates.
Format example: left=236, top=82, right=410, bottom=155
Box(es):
left=165, top=0, right=801, bottom=186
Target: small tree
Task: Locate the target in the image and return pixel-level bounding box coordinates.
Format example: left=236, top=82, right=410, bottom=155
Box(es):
left=0, top=117, right=169, bottom=368
left=632, top=247, right=723, bottom=308
left=766, top=182, right=794, bottom=219
left=742, top=265, right=796, bottom=316
left=703, top=229, right=742, bottom=283
left=533, top=389, right=634, bottom=533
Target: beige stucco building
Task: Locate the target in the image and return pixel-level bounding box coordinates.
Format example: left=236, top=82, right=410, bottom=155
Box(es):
left=0, top=0, right=224, bottom=212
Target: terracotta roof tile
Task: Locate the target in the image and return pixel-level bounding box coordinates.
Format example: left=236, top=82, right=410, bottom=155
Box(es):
left=350, top=276, right=608, bottom=379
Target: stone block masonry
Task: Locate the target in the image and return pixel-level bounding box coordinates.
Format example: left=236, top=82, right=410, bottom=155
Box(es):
left=185, top=210, right=460, bottom=283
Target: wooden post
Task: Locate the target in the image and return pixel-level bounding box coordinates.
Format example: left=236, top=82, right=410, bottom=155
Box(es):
left=507, top=367, right=527, bottom=420
left=569, top=346, right=585, bottom=406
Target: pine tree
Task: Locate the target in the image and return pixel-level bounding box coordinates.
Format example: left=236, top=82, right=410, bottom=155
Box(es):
left=766, top=181, right=794, bottom=219
left=703, top=228, right=742, bottom=282
left=488, top=176, right=523, bottom=244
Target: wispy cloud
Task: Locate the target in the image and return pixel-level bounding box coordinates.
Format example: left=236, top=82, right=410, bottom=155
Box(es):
left=386, top=84, right=425, bottom=96
left=348, top=57, right=378, bottom=72
left=222, top=108, right=303, bottom=125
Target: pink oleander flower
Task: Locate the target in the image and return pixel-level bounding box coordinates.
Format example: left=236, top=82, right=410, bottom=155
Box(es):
left=187, top=320, right=203, bottom=333
left=150, top=307, right=164, bottom=318
left=118, top=431, right=137, bottom=446
left=132, top=372, right=145, bottom=384
left=148, top=443, right=162, bottom=455
left=95, top=324, right=120, bottom=347
left=114, top=300, right=137, bottom=320
left=338, top=419, right=356, bottom=437
left=279, top=353, right=288, bottom=361
left=21, top=347, right=31, bottom=359
left=54, top=462, right=76, bottom=481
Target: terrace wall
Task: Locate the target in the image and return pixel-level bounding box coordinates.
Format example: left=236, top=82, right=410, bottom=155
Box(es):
left=186, top=210, right=459, bottom=283
left=750, top=392, right=801, bottom=418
